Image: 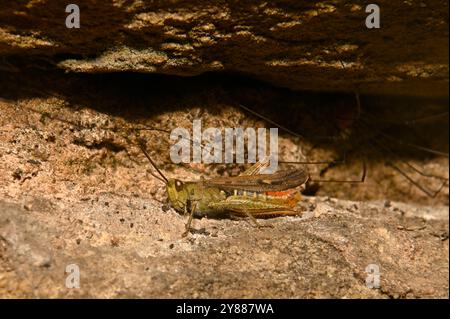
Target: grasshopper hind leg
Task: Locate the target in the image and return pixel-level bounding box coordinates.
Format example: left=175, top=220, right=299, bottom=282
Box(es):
left=229, top=211, right=268, bottom=228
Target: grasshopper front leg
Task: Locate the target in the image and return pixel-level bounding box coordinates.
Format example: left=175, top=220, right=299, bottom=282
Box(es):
left=182, top=202, right=197, bottom=237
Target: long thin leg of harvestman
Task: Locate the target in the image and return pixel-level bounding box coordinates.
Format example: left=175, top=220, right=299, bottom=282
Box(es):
left=309, top=154, right=367, bottom=184
left=236, top=103, right=354, bottom=167
left=359, top=109, right=449, bottom=157
left=318, top=49, right=448, bottom=195
left=280, top=148, right=349, bottom=167
left=335, top=49, right=448, bottom=158
left=378, top=131, right=448, bottom=157
left=237, top=103, right=306, bottom=140
left=362, top=127, right=449, bottom=197
left=370, top=135, right=449, bottom=183
left=279, top=144, right=370, bottom=184
left=358, top=107, right=445, bottom=151
left=401, top=160, right=449, bottom=181
left=336, top=61, right=449, bottom=195
left=359, top=107, right=448, bottom=127
left=356, top=116, right=449, bottom=183
left=387, top=161, right=448, bottom=198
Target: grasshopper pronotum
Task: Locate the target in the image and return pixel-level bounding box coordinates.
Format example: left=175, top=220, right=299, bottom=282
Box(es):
left=138, top=141, right=309, bottom=237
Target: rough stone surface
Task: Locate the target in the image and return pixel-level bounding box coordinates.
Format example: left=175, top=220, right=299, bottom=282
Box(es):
left=0, top=0, right=448, bottom=299
left=0, top=0, right=448, bottom=95
left=0, top=85, right=448, bottom=298
left=0, top=198, right=448, bottom=298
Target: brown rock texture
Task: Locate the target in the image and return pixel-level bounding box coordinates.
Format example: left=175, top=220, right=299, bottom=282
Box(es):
left=0, top=0, right=448, bottom=95
left=0, top=75, right=448, bottom=298
left=0, top=196, right=448, bottom=298
left=0, top=0, right=448, bottom=299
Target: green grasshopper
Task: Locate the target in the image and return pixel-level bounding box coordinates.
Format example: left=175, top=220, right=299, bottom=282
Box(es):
left=138, top=143, right=308, bottom=237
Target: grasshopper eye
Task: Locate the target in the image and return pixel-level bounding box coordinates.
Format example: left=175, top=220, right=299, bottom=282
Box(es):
left=174, top=180, right=183, bottom=192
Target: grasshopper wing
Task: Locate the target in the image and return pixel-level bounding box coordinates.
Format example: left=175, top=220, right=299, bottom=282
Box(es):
left=238, top=158, right=270, bottom=176
left=204, top=169, right=308, bottom=192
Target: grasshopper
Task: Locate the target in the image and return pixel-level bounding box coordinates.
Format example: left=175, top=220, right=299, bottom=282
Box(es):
left=138, top=142, right=308, bottom=237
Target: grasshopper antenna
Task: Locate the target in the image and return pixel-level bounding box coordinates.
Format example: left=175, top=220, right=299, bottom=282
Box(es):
left=137, top=139, right=169, bottom=184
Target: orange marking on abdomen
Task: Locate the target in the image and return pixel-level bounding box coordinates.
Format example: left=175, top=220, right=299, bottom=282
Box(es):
left=266, top=191, right=291, bottom=197
left=265, top=190, right=301, bottom=207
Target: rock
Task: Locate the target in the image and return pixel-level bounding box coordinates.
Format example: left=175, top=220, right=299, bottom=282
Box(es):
left=0, top=198, right=447, bottom=298
left=0, top=204, right=52, bottom=268
left=0, top=1, right=448, bottom=96
left=0, top=0, right=448, bottom=299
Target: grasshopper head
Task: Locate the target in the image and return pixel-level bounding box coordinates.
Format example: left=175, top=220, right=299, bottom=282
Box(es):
left=166, top=179, right=189, bottom=213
